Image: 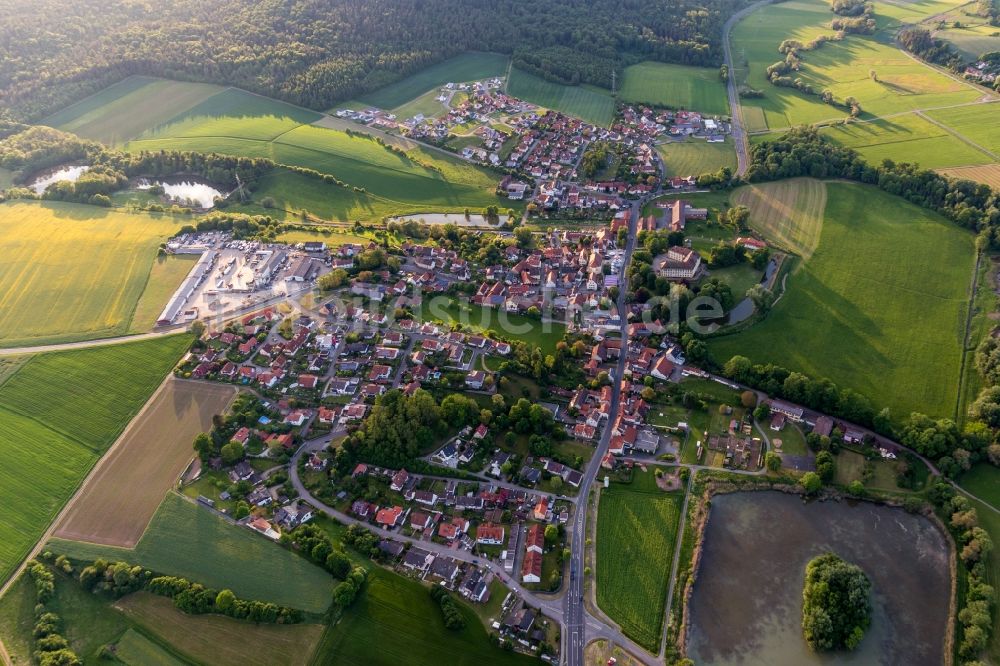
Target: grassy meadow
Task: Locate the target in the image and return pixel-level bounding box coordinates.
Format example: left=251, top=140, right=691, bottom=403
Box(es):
left=355, top=52, right=510, bottom=111
left=416, top=297, right=566, bottom=353
left=596, top=470, right=683, bottom=652
left=120, top=87, right=508, bottom=218
left=926, top=103, right=1000, bottom=159
left=939, top=23, right=1000, bottom=61
left=315, top=567, right=536, bottom=666
left=48, top=492, right=334, bottom=613
left=731, top=0, right=984, bottom=131
left=657, top=139, right=737, bottom=178
left=42, top=76, right=223, bottom=145
left=0, top=335, right=190, bottom=585
left=619, top=62, right=730, bottom=116
left=506, top=68, right=616, bottom=126
left=129, top=255, right=199, bottom=333
left=0, top=201, right=185, bottom=347
left=710, top=182, right=975, bottom=420
left=820, top=112, right=995, bottom=168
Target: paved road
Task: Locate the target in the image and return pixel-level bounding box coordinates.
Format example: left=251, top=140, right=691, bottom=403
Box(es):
left=722, top=0, right=776, bottom=176
left=563, top=195, right=642, bottom=666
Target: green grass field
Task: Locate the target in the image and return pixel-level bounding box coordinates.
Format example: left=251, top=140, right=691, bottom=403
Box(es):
left=596, top=470, right=683, bottom=651
left=392, top=89, right=450, bottom=121
left=417, top=297, right=566, bottom=353
left=658, top=139, right=737, bottom=177
left=42, top=76, right=223, bottom=145
left=48, top=492, right=334, bottom=613
left=355, top=52, right=510, bottom=111
left=939, top=23, right=1000, bottom=61
left=0, top=335, right=190, bottom=585
left=968, top=496, right=1000, bottom=663
left=121, top=87, right=507, bottom=217
left=926, top=104, right=1000, bottom=160
left=731, top=0, right=984, bottom=131
left=0, top=201, right=186, bottom=347
left=314, top=567, right=536, bottom=666
left=619, top=62, right=730, bottom=116
left=115, top=628, right=188, bottom=666
left=960, top=464, right=1000, bottom=510
left=820, top=112, right=996, bottom=169
left=129, top=255, right=198, bottom=333
left=709, top=262, right=764, bottom=299
left=710, top=182, right=975, bottom=420
left=506, top=68, right=615, bottom=126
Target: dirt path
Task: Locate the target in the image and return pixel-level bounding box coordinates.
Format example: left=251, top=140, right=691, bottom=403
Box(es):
left=659, top=472, right=693, bottom=659
left=916, top=110, right=1000, bottom=161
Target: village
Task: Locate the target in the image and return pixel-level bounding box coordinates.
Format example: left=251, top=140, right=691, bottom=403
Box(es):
left=336, top=78, right=732, bottom=219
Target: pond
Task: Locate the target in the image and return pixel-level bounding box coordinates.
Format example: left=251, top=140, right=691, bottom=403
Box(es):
left=137, top=178, right=223, bottom=209
left=29, top=165, right=89, bottom=194
left=686, top=491, right=951, bottom=666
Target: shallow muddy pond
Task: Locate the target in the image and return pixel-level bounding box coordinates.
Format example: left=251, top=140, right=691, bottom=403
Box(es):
left=686, top=491, right=951, bottom=666
left=29, top=165, right=89, bottom=194
left=137, top=178, right=223, bottom=209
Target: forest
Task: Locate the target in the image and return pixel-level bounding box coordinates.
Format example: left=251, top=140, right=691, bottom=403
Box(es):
left=0, top=0, right=740, bottom=122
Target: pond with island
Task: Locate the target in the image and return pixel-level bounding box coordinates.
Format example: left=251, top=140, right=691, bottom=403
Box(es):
left=686, top=491, right=951, bottom=666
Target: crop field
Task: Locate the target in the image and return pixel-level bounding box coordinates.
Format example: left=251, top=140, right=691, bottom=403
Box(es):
left=316, top=567, right=536, bottom=666
left=710, top=182, right=974, bottom=420
left=938, top=163, right=1000, bottom=188
left=117, top=592, right=324, bottom=666
left=53, top=379, right=237, bottom=547
left=619, top=62, right=730, bottom=116
left=658, top=140, right=737, bottom=178
left=0, top=201, right=184, bottom=347
left=355, top=52, right=510, bottom=110
left=0, top=335, right=189, bottom=585
left=42, top=76, right=223, bottom=145
left=48, top=492, right=334, bottom=613
left=506, top=68, right=615, bottom=126
left=115, top=628, right=187, bottom=666
left=926, top=103, right=1000, bottom=159
left=731, top=0, right=984, bottom=131
left=821, top=112, right=995, bottom=169
left=129, top=255, right=199, bottom=333
left=732, top=177, right=827, bottom=258
left=596, top=471, right=683, bottom=651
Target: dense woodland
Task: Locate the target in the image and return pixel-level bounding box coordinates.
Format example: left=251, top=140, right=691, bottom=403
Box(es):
left=0, top=0, right=741, bottom=121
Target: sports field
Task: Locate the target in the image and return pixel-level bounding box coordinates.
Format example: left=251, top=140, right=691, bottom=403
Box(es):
left=619, top=62, right=730, bottom=116
left=596, top=470, right=683, bottom=652
left=53, top=379, right=237, bottom=547
left=0, top=335, right=190, bottom=584
left=48, top=492, right=334, bottom=613
left=316, top=567, right=536, bottom=666
left=122, top=87, right=507, bottom=216
left=355, top=52, right=510, bottom=111
left=732, top=178, right=827, bottom=258
left=506, top=68, right=615, bottom=126
left=658, top=140, right=737, bottom=178
left=42, top=76, right=223, bottom=145
left=731, top=0, right=985, bottom=131
left=0, top=201, right=183, bottom=347
left=116, top=593, right=324, bottom=666
left=709, top=182, right=975, bottom=419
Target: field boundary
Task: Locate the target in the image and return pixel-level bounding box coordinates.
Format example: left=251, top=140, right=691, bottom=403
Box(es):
left=0, top=374, right=173, bottom=598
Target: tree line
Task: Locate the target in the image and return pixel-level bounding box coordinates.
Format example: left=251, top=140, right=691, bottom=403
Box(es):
left=1, top=0, right=742, bottom=122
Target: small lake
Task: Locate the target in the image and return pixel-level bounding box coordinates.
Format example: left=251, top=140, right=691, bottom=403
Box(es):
left=137, top=178, right=223, bottom=209
left=686, top=492, right=951, bottom=666
left=29, top=165, right=89, bottom=194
